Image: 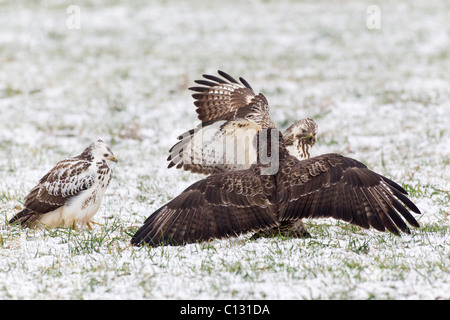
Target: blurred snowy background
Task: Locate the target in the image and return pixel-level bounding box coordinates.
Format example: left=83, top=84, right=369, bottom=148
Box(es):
left=0, top=0, right=448, bottom=299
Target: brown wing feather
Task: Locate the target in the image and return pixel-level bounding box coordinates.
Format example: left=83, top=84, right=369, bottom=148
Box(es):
left=131, top=167, right=279, bottom=246
left=167, top=71, right=277, bottom=175
left=189, top=70, right=276, bottom=128
left=277, top=153, right=421, bottom=235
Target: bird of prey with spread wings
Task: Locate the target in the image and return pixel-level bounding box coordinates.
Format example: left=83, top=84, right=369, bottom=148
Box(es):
left=9, top=139, right=117, bottom=230
left=131, top=73, right=422, bottom=247
left=167, top=70, right=318, bottom=175
left=166, top=70, right=318, bottom=237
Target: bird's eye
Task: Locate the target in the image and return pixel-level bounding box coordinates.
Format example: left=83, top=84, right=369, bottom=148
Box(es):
left=103, top=153, right=109, bottom=157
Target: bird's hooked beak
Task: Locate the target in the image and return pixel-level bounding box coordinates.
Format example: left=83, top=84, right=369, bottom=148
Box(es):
left=108, top=155, right=118, bottom=163
left=305, top=132, right=315, bottom=143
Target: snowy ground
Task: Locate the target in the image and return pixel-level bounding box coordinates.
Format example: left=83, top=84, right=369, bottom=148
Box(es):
left=0, top=0, right=449, bottom=300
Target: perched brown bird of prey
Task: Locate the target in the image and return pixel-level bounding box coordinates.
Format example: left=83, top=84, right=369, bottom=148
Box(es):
left=131, top=101, right=421, bottom=247
left=9, top=139, right=117, bottom=230
left=167, top=70, right=318, bottom=175
left=167, top=71, right=317, bottom=237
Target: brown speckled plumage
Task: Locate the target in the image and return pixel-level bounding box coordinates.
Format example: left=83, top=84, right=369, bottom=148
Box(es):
left=132, top=130, right=421, bottom=247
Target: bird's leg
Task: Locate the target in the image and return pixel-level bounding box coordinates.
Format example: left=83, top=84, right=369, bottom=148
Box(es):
left=250, top=220, right=311, bottom=240
left=87, top=220, right=102, bottom=230
left=283, top=220, right=311, bottom=238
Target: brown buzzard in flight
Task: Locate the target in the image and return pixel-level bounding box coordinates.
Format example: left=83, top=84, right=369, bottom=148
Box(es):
left=9, top=139, right=117, bottom=230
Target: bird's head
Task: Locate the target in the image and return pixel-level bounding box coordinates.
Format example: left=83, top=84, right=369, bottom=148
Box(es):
left=283, top=118, right=318, bottom=159
left=85, top=139, right=118, bottom=163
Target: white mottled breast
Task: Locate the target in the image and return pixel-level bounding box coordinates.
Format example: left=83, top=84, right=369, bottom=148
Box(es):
left=38, top=160, right=113, bottom=228
left=286, top=140, right=312, bottom=160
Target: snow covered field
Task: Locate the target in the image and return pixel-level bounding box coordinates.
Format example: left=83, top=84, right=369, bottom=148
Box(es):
left=0, top=0, right=449, bottom=300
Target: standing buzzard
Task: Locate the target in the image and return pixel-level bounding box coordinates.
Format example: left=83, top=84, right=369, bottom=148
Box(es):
left=167, top=70, right=318, bottom=175
left=131, top=129, right=421, bottom=247
left=9, top=139, right=117, bottom=230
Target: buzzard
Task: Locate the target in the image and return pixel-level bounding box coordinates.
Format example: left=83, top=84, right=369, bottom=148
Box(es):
left=167, top=71, right=318, bottom=175
left=131, top=130, right=421, bottom=247
left=167, top=71, right=317, bottom=237
left=9, top=139, right=117, bottom=230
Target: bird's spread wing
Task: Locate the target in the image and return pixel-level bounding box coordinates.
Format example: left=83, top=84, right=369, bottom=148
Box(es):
left=277, top=154, right=421, bottom=235
left=190, top=70, right=276, bottom=128
left=10, top=159, right=95, bottom=226
left=131, top=168, right=279, bottom=246
left=167, top=70, right=277, bottom=175
left=167, top=119, right=261, bottom=175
